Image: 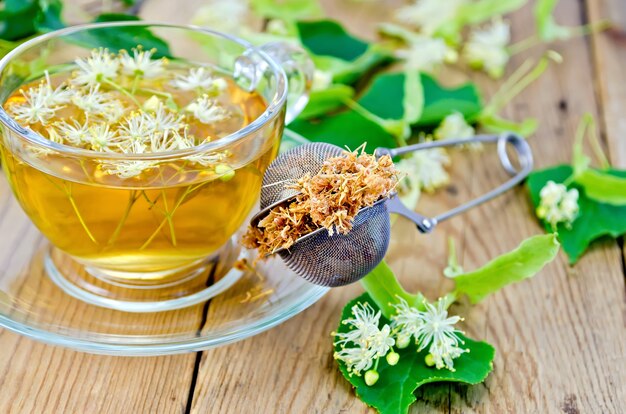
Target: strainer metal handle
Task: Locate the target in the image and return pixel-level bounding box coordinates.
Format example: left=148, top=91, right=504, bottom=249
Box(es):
left=377, top=133, right=533, bottom=233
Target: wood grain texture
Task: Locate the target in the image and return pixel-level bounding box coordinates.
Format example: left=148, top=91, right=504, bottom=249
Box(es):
left=0, top=0, right=624, bottom=413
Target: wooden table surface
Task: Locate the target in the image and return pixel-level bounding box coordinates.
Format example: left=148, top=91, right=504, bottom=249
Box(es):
left=1, top=0, right=625, bottom=413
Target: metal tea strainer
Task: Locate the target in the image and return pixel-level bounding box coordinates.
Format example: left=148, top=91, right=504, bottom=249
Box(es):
left=250, top=133, right=533, bottom=287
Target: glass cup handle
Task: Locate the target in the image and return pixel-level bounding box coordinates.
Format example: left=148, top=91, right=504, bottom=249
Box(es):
left=258, top=42, right=315, bottom=124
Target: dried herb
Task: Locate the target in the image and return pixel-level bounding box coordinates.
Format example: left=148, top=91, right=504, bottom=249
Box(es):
left=242, top=148, right=399, bottom=256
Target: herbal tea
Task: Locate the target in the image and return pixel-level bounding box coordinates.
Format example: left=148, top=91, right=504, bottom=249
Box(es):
left=1, top=48, right=278, bottom=276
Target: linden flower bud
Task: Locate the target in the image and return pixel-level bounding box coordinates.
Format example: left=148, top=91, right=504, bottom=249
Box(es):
left=215, top=164, right=235, bottom=181
left=143, top=95, right=161, bottom=112
left=425, top=353, right=435, bottom=367
left=364, top=369, right=379, bottom=386
left=536, top=180, right=579, bottom=229
left=386, top=351, right=400, bottom=366
left=395, top=333, right=411, bottom=349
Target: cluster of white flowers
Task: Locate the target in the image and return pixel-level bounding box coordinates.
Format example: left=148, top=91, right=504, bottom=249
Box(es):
left=333, top=302, right=398, bottom=385
left=463, top=18, right=511, bottom=79
left=536, top=180, right=580, bottom=229
left=434, top=112, right=481, bottom=150
left=9, top=74, right=72, bottom=125
left=392, top=298, right=468, bottom=371
left=6, top=47, right=235, bottom=179
left=334, top=298, right=468, bottom=386
left=388, top=1, right=512, bottom=78
left=396, top=146, right=450, bottom=193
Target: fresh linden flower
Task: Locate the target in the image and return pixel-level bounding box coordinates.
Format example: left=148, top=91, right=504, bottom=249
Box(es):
left=115, top=112, right=152, bottom=144
left=191, top=0, right=248, bottom=34
left=185, top=95, right=230, bottom=124
left=71, top=84, right=125, bottom=122
left=102, top=140, right=158, bottom=178
left=141, top=102, right=185, bottom=135
left=72, top=48, right=120, bottom=86
left=86, top=123, right=117, bottom=151
left=463, top=18, right=511, bottom=79
left=119, top=48, right=166, bottom=79
left=9, top=75, right=71, bottom=125
left=55, top=119, right=91, bottom=146
left=536, top=180, right=580, bottom=229
left=333, top=302, right=396, bottom=377
left=394, top=0, right=465, bottom=36
left=434, top=112, right=475, bottom=140
left=170, top=67, right=227, bottom=94
left=392, top=297, right=468, bottom=371
left=397, top=145, right=450, bottom=193
left=395, top=35, right=457, bottom=72
left=433, top=112, right=480, bottom=150
left=311, top=70, right=333, bottom=91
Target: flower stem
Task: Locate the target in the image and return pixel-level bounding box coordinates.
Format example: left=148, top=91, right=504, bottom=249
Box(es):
left=102, top=78, right=141, bottom=106
left=106, top=190, right=139, bottom=247
left=63, top=182, right=98, bottom=244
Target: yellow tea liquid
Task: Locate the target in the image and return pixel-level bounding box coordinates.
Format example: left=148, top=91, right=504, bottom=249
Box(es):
left=1, top=63, right=277, bottom=277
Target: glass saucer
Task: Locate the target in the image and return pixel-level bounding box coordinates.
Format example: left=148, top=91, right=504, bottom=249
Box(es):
left=0, top=172, right=328, bottom=356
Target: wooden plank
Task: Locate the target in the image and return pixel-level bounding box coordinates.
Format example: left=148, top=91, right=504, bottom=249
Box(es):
left=188, top=1, right=626, bottom=413
left=587, top=0, right=626, bottom=167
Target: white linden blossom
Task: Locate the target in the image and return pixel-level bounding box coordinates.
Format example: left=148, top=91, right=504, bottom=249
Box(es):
left=191, top=0, right=248, bottom=35
left=9, top=77, right=71, bottom=125
left=72, top=48, right=120, bottom=86
left=86, top=123, right=117, bottom=151
left=395, top=35, right=457, bottom=72
left=71, top=84, right=124, bottom=122
left=536, top=180, right=580, bottom=229
left=394, top=0, right=464, bottom=36
left=434, top=112, right=480, bottom=150
left=463, top=18, right=511, bottom=79
left=119, top=48, right=166, bottom=79
left=392, top=298, right=468, bottom=371
left=312, top=70, right=333, bottom=91
left=55, top=120, right=91, bottom=146
left=334, top=302, right=396, bottom=377
left=170, top=67, right=227, bottom=94
left=434, top=112, right=475, bottom=141
left=141, top=103, right=185, bottom=136
left=185, top=95, right=230, bottom=124
left=397, top=146, right=451, bottom=193
left=102, top=140, right=158, bottom=178
left=115, top=112, right=152, bottom=144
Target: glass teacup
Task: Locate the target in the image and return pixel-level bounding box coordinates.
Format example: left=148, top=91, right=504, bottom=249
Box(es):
left=0, top=22, right=313, bottom=311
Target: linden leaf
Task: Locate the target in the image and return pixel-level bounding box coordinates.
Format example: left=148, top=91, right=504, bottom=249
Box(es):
left=297, top=20, right=390, bottom=85
left=250, top=0, right=324, bottom=21
left=288, top=109, right=397, bottom=152
left=451, top=234, right=560, bottom=304
left=527, top=165, right=626, bottom=263
left=356, top=72, right=481, bottom=129
left=359, top=261, right=424, bottom=318
left=534, top=0, right=575, bottom=41
left=335, top=294, right=495, bottom=414
left=574, top=169, right=626, bottom=206
left=298, top=84, right=354, bottom=120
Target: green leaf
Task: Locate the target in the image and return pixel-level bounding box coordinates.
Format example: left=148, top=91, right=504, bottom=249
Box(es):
left=288, top=109, right=398, bottom=153
left=528, top=165, right=626, bottom=263
left=297, top=20, right=369, bottom=61
left=34, top=0, right=63, bottom=32
left=336, top=294, right=495, bottom=414
left=357, top=72, right=481, bottom=127
left=88, top=14, right=171, bottom=57
left=298, top=20, right=390, bottom=85
left=0, top=0, right=40, bottom=41
left=359, top=261, right=424, bottom=318
left=250, top=0, right=324, bottom=20
left=451, top=234, right=560, bottom=304
left=298, top=84, right=354, bottom=120
left=418, top=74, right=482, bottom=126
left=438, top=0, right=526, bottom=43
left=534, top=0, right=573, bottom=41
left=574, top=169, right=626, bottom=205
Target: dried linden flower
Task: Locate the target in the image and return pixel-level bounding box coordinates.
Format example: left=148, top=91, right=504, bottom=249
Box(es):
left=242, top=148, right=399, bottom=256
